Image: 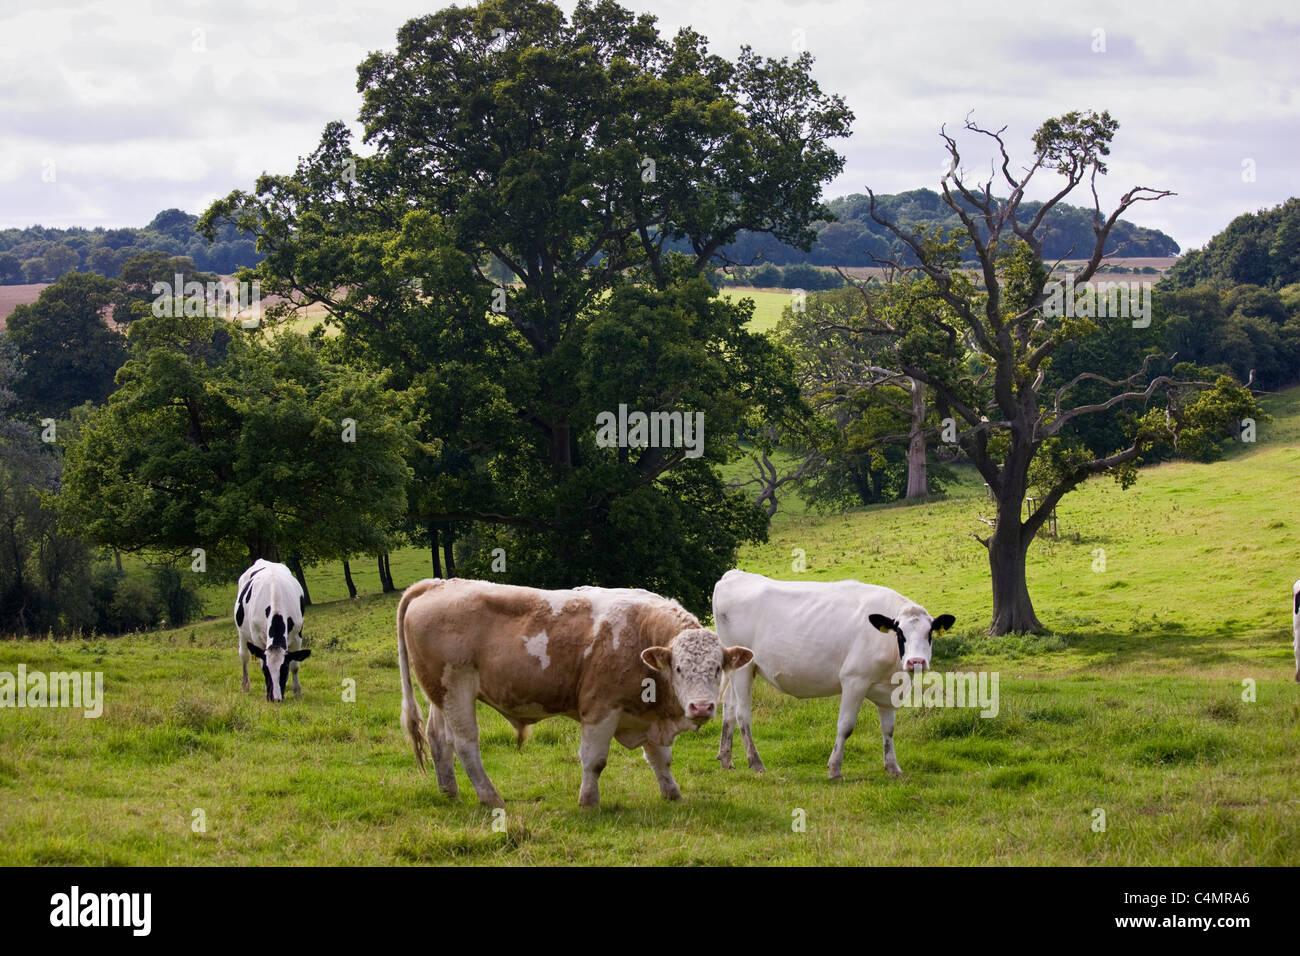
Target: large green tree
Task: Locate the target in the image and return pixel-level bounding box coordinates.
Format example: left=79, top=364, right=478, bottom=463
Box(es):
left=201, top=0, right=849, bottom=611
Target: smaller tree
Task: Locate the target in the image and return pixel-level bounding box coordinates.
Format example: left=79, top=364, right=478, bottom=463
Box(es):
left=60, top=312, right=416, bottom=576
left=3, top=272, right=126, bottom=417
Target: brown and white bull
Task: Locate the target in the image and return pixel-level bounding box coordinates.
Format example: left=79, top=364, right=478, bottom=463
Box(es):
left=396, top=578, right=753, bottom=808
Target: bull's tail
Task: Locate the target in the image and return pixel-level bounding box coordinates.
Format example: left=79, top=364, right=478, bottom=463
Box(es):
left=397, top=579, right=442, bottom=772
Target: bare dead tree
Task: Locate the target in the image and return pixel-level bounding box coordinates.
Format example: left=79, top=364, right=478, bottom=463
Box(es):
left=863, top=110, right=1187, bottom=634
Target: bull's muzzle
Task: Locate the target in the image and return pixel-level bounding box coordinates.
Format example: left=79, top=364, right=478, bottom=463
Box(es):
left=688, top=700, right=715, bottom=719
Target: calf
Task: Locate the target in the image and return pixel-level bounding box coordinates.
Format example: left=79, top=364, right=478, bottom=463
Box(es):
left=234, top=559, right=311, bottom=702
left=713, top=569, right=954, bottom=779
left=396, top=578, right=753, bottom=808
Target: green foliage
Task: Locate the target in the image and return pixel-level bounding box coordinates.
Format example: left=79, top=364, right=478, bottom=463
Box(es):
left=58, top=313, right=415, bottom=575
left=1162, top=198, right=1300, bottom=290
left=0, top=340, right=95, bottom=636
left=1158, top=281, right=1300, bottom=391
left=0, top=208, right=262, bottom=284
left=2, top=272, right=127, bottom=417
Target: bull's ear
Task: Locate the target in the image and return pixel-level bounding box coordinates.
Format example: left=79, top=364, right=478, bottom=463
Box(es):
left=288, top=649, right=311, bottom=661
left=931, top=614, right=955, bottom=637
left=722, top=646, right=754, bottom=670
left=246, top=641, right=265, bottom=660
left=868, top=613, right=898, bottom=634
left=640, top=646, right=672, bottom=672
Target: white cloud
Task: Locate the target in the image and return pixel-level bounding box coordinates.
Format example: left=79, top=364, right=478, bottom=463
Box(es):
left=0, top=0, right=1295, bottom=248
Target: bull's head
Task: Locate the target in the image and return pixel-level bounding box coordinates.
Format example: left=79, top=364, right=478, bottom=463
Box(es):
left=640, top=627, right=753, bottom=724
left=869, top=610, right=955, bottom=673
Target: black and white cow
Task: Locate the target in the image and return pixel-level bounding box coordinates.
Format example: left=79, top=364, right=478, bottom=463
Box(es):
left=235, top=559, right=310, bottom=701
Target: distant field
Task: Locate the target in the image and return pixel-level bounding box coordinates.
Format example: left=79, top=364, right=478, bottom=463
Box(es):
left=0, top=284, right=49, bottom=330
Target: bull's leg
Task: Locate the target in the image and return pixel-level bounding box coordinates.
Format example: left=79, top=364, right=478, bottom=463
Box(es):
left=290, top=659, right=303, bottom=697
left=642, top=743, right=682, bottom=801
left=426, top=705, right=458, bottom=798
left=239, top=638, right=251, bottom=693
left=828, top=679, right=869, bottom=780
left=877, top=703, right=903, bottom=777
left=441, top=671, right=504, bottom=808
left=729, top=663, right=765, bottom=773
left=577, top=711, right=621, bottom=808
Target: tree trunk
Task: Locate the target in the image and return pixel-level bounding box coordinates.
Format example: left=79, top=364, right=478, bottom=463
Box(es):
left=288, top=554, right=311, bottom=606
left=342, top=559, right=357, bottom=599
left=430, top=523, right=443, bottom=578
left=114, top=548, right=123, bottom=573
left=378, top=553, right=395, bottom=593
left=986, top=519, right=1043, bottom=635
left=442, top=525, right=456, bottom=577
left=905, top=378, right=928, bottom=499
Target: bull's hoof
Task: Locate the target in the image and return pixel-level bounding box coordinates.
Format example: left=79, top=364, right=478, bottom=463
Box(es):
left=718, top=756, right=735, bottom=770
left=885, top=765, right=904, bottom=778
left=478, top=794, right=506, bottom=809
left=748, top=759, right=767, bottom=774
left=661, top=787, right=683, bottom=801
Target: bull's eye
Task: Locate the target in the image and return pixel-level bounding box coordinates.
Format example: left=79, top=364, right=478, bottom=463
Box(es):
left=675, top=666, right=681, bottom=675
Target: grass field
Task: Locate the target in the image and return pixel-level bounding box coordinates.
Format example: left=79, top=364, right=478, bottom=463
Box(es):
left=2, top=390, right=1298, bottom=865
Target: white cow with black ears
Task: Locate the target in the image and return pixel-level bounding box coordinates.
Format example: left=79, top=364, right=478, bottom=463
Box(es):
left=713, top=569, right=954, bottom=779
left=234, top=559, right=310, bottom=702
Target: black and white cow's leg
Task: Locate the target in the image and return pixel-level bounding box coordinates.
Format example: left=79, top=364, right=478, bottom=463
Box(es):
left=425, top=704, right=458, bottom=798
left=290, top=648, right=303, bottom=697
left=717, top=676, right=737, bottom=769
left=828, top=678, right=869, bottom=780
left=239, top=637, right=251, bottom=693
left=729, top=662, right=765, bottom=773
left=876, top=702, right=903, bottom=777
left=441, top=669, right=504, bottom=807
left=643, top=743, right=682, bottom=801
left=577, top=710, right=621, bottom=808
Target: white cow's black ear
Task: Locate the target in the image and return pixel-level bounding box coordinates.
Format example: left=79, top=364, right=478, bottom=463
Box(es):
left=247, top=642, right=265, bottom=660
left=931, top=614, right=955, bottom=636
left=868, top=614, right=898, bottom=634
left=288, top=649, right=311, bottom=661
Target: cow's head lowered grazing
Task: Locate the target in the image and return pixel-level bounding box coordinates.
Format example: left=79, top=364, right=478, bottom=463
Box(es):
left=869, top=609, right=955, bottom=673
left=641, top=628, right=754, bottom=724
left=247, top=612, right=311, bottom=702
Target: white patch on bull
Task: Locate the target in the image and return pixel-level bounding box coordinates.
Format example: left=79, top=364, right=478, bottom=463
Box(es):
left=540, top=591, right=578, bottom=615
left=523, top=631, right=550, bottom=669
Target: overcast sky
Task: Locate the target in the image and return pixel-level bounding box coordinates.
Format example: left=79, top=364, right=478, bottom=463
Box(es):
left=2, top=0, right=1296, bottom=250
